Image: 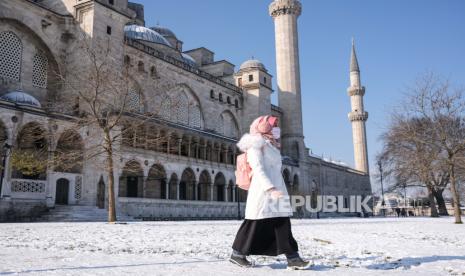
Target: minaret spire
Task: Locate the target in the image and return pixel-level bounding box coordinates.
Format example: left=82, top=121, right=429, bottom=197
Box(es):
left=347, top=40, right=369, bottom=174
left=350, top=38, right=360, bottom=72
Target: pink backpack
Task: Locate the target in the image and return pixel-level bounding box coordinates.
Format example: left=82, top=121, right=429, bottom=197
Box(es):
left=235, top=152, right=252, bottom=190
left=235, top=147, right=263, bottom=191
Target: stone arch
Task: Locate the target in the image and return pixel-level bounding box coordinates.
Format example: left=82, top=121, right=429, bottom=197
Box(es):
left=180, top=168, right=196, bottom=200
left=161, top=84, right=204, bottom=128
left=54, top=129, right=84, bottom=174
left=0, top=18, right=61, bottom=104
left=119, top=160, right=143, bottom=198
left=146, top=164, right=167, bottom=199
left=168, top=173, right=178, bottom=200
left=214, top=172, right=226, bottom=202
left=13, top=122, right=48, bottom=180
left=218, top=110, right=240, bottom=139
left=198, top=170, right=211, bottom=201
left=282, top=168, right=291, bottom=194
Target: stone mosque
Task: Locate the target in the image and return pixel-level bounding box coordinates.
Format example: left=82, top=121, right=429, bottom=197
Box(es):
left=0, top=0, right=372, bottom=221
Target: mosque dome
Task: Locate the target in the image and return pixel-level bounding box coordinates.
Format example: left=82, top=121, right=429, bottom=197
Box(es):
left=0, top=91, right=42, bottom=108
left=124, top=25, right=172, bottom=47
left=181, top=53, right=198, bottom=68
left=239, top=59, right=266, bottom=71
left=150, top=26, right=177, bottom=38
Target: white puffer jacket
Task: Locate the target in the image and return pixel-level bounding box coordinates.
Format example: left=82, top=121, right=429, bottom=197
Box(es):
left=237, top=133, right=294, bottom=220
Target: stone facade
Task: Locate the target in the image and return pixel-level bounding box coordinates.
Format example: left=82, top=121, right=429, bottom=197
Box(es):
left=0, top=0, right=371, bottom=221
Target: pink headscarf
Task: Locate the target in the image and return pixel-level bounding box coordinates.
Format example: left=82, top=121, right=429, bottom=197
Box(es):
left=250, top=115, right=280, bottom=148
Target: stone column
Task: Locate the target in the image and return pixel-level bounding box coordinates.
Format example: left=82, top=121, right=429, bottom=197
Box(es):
left=224, top=185, right=228, bottom=202
left=165, top=179, right=169, bottom=199
left=210, top=184, right=214, bottom=201
left=269, top=0, right=305, bottom=159
left=232, top=186, right=236, bottom=202
left=176, top=180, right=180, bottom=200
left=194, top=182, right=198, bottom=200
left=178, top=137, right=182, bottom=156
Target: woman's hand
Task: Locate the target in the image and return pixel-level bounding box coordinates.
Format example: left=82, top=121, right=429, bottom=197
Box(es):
left=267, top=187, right=283, bottom=199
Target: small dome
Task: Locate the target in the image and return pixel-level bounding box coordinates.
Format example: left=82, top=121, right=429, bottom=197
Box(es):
left=150, top=26, right=177, bottom=38
left=0, top=91, right=42, bottom=108
left=240, top=59, right=266, bottom=71
left=181, top=53, right=197, bottom=68
left=124, top=25, right=172, bottom=47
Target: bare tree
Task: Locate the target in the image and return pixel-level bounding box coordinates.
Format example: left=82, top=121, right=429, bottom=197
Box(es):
left=379, top=117, right=442, bottom=217
left=380, top=73, right=464, bottom=223
left=50, top=34, right=177, bottom=222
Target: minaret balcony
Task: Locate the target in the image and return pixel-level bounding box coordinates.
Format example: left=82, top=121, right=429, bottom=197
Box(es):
left=347, top=86, right=365, bottom=97
left=269, top=0, right=302, bottom=17
left=348, top=111, right=368, bottom=122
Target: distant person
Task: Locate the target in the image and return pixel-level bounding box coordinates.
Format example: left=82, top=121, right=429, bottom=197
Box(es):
left=395, top=207, right=401, bottom=217
left=401, top=208, right=407, bottom=217
left=229, top=115, right=310, bottom=270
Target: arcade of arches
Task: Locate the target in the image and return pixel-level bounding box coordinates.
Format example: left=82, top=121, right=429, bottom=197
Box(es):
left=119, top=160, right=247, bottom=203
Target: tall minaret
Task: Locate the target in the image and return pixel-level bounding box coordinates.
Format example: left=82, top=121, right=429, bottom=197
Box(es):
left=269, top=0, right=305, bottom=160
left=347, top=40, right=369, bottom=174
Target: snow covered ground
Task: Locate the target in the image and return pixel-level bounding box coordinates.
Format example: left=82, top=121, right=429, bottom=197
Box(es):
left=0, top=217, right=464, bottom=275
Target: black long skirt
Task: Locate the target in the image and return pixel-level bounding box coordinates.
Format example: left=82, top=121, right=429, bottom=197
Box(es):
left=232, top=216, right=298, bottom=256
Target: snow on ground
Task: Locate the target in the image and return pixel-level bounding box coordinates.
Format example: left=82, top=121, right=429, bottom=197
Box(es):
left=0, top=217, right=464, bottom=275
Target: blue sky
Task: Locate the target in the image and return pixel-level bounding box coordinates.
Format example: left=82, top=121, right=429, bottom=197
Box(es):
left=134, top=0, right=465, bottom=182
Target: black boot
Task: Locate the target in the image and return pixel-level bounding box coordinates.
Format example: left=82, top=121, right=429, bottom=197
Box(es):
left=229, top=250, right=253, bottom=267
left=286, top=252, right=311, bottom=270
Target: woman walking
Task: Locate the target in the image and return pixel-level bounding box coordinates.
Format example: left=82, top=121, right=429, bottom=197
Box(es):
left=229, top=115, right=310, bottom=270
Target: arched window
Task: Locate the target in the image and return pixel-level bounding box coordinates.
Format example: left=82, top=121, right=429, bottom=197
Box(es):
left=219, top=93, right=223, bottom=102
left=0, top=31, right=22, bottom=82
left=150, top=66, right=157, bottom=78
left=127, top=89, right=143, bottom=113
left=189, top=105, right=201, bottom=128
left=160, top=98, right=171, bottom=120
left=32, top=51, right=48, bottom=88
left=217, top=115, right=224, bottom=135
left=138, top=61, right=144, bottom=72
left=175, top=93, right=188, bottom=125
left=227, top=96, right=231, bottom=104
left=210, top=90, right=215, bottom=99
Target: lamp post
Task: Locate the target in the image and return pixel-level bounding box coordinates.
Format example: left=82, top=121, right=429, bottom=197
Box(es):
left=236, top=185, right=241, bottom=220
left=377, top=160, right=385, bottom=217
left=0, top=143, right=12, bottom=197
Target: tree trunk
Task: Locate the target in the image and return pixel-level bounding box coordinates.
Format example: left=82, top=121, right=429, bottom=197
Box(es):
left=427, top=186, right=439, bottom=217
left=104, top=130, right=117, bottom=223
left=432, top=188, right=449, bottom=216
left=449, top=165, right=463, bottom=224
